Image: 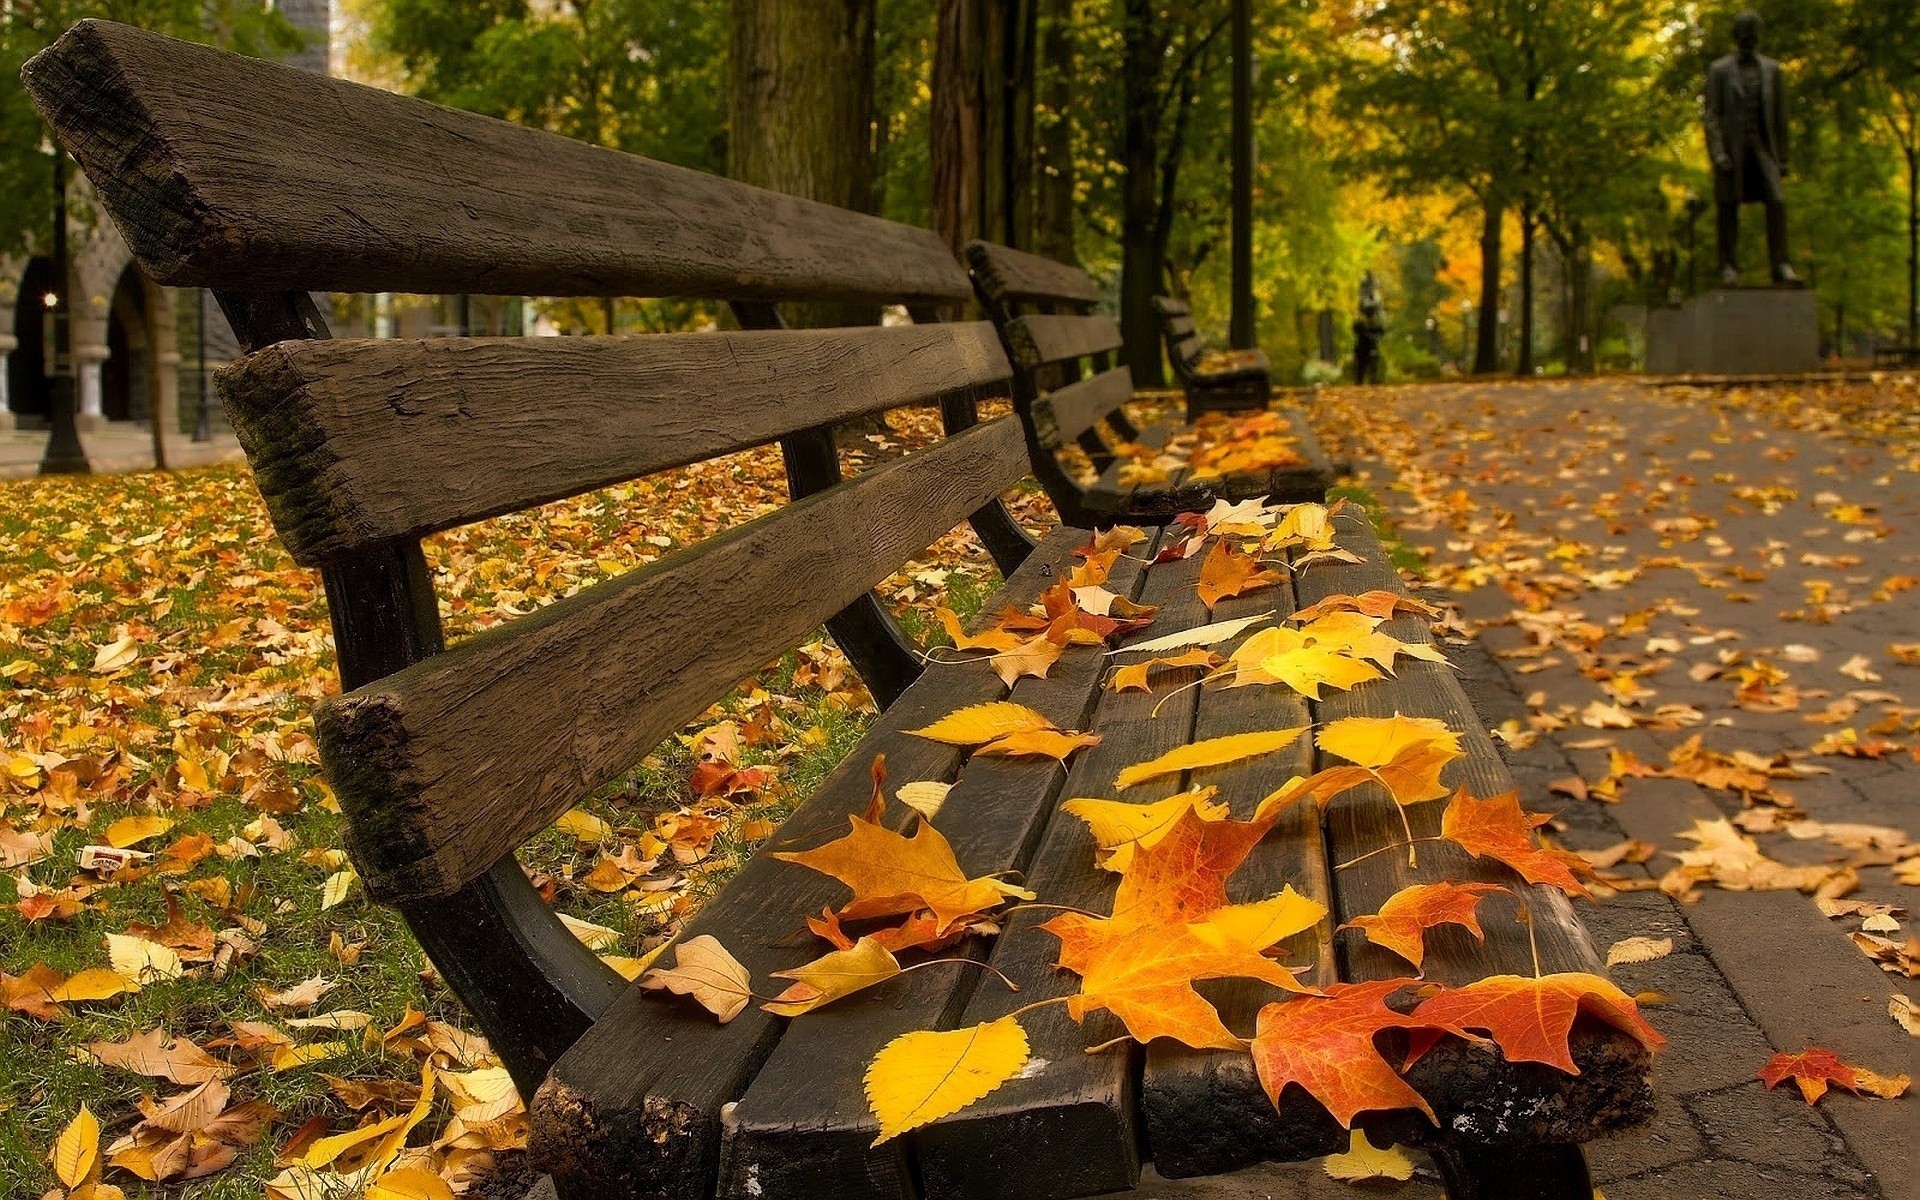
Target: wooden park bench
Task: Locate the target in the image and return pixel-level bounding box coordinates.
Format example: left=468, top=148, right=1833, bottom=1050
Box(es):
left=29, top=21, right=1654, bottom=1200
left=966, top=242, right=1331, bottom=529
left=1152, top=294, right=1274, bottom=417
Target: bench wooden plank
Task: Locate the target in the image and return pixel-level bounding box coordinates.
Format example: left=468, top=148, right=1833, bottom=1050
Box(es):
left=1005, top=314, right=1125, bottom=370
left=528, top=528, right=1085, bottom=1199
left=317, top=418, right=1029, bottom=904
left=913, top=536, right=1207, bottom=1200
left=222, top=325, right=1012, bottom=565
left=714, top=539, right=1153, bottom=1200
left=1141, top=570, right=1346, bottom=1178
left=1290, top=513, right=1653, bottom=1149
left=1032, top=366, right=1132, bottom=449
left=24, top=21, right=972, bottom=305
left=966, top=241, right=1104, bottom=307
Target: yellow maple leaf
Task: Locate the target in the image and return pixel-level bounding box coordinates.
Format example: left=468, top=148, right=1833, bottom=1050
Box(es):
left=865, top=1016, right=1029, bottom=1145
left=1063, top=788, right=1228, bottom=873
left=1114, top=727, right=1308, bottom=791
left=1316, top=715, right=1463, bottom=806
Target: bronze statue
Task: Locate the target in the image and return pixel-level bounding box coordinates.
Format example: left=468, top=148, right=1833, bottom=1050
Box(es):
left=1704, top=11, right=1800, bottom=286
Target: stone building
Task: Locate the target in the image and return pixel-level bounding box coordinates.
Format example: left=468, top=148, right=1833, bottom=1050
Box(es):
left=0, top=0, right=331, bottom=435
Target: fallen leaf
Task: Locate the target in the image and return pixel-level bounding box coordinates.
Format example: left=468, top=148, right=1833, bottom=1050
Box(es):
left=639, top=935, right=754, bottom=1023
left=1251, top=980, right=1441, bottom=1126
left=84, top=1028, right=234, bottom=1084
left=1605, top=937, right=1674, bottom=967
left=1316, top=715, right=1465, bottom=807
left=1113, top=612, right=1273, bottom=655
left=774, top=809, right=1032, bottom=932
left=1323, top=1129, right=1415, bottom=1182
left=762, top=938, right=903, bottom=1017
left=1439, top=789, right=1594, bottom=898
left=53, top=1103, right=101, bottom=1187
left=1113, top=727, right=1307, bottom=791
left=553, top=809, right=613, bottom=845
left=974, top=727, right=1102, bottom=761
left=908, top=701, right=1056, bottom=746
left=1758, top=1047, right=1910, bottom=1104
left=895, top=781, right=952, bottom=820
left=104, top=815, right=174, bottom=849
left=1197, top=540, right=1282, bottom=609
left=865, top=1016, right=1029, bottom=1145
left=108, top=933, right=185, bottom=984
left=1340, top=882, right=1505, bottom=970
left=1063, top=788, right=1228, bottom=873
left=1409, top=973, right=1665, bottom=1073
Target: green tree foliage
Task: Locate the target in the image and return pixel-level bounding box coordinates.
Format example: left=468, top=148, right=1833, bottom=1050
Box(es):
left=0, top=2, right=300, bottom=257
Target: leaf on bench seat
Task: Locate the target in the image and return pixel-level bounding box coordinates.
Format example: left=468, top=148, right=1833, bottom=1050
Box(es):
left=1063, top=787, right=1229, bottom=873
left=1438, top=789, right=1596, bottom=899
left=1197, top=540, right=1283, bottom=610
left=866, top=1016, right=1030, bottom=1146
left=1338, top=881, right=1507, bottom=970
left=1406, top=972, right=1667, bottom=1074
left=907, top=701, right=1053, bottom=745
left=762, top=937, right=902, bottom=1017
left=1113, top=727, right=1308, bottom=792
left=1250, top=980, right=1443, bottom=1127
left=638, top=935, right=754, bottom=1024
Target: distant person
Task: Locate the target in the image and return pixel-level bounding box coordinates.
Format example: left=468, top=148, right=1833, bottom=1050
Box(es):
left=1352, top=272, right=1386, bottom=384
left=1704, top=11, right=1800, bottom=286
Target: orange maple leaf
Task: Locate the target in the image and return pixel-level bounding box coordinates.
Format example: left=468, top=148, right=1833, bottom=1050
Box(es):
left=773, top=811, right=1033, bottom=934
left=1758, top=1048, right=1912, bottom=1105
left=1408, top=972, right=1665, bottom=1074
left=1109, top=803, right=1278, bottom=927
left=1251, top=980, right=1445, bottom=1126
left=1438, top=789, right=1594, bottom=898
left=1197, top=540, right=1283, bottom=610
left=1339, top=882, right=1507, bottom=970
left=935, top=607, right=1026, bottom=653
left=1109, top=648, right=1222, bottom=693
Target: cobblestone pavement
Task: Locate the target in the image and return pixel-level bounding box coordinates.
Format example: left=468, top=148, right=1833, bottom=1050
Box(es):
left=1099, top=380, right=1917, bottom=1199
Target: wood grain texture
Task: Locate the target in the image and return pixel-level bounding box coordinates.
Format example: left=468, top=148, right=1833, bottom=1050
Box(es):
left=1031, top=366, right=1132, bottom=449
left=1004, top=314, right=1125, bottom=370
left=965, top=240, right=1104, bottom=306
left=1290, top=512, right=1654, bottom=1147
left=1151, top=297, right=1192, bottom=318
left=220, top=324, right=1012, bottom=565
left=317, top=418, right=1028, bottom=904
left=915, top=533, right=1203, bottom=1200
left=715, top=540, right=1148, bottom=1200
left=24, top=21, right=971, bottom=305
left=1141, top=574, right=1346, bottom=1178
left=528, top=529, right=1085, bottom=1200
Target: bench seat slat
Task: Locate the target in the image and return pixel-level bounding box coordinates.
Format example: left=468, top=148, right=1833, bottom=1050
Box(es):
left=318, top=417, right=1028, bottom=904
left=1005, top=314, right=1125, bottom=370
left=528, top=527, right=1082, bottom=1200
left=913, top=533, right=1206, bottom=1200
left=1141, top=577, right=1345, bottom=1178
left=220, top=324, right=1010, bottom=565
left=714, top=539, right=1153, bottom=1200
left=23, top=21, right=972, bottom=305
left=967, top=242, right=1105, bottom=307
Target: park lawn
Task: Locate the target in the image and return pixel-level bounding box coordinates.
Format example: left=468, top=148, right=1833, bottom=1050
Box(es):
left=0, top=407, right=1037, bottom=1198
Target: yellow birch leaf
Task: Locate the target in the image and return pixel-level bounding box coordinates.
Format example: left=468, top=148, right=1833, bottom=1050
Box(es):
left=908, top=702, right=1055, bottom=746
left=107, top=934, right=184, bottom=984
left=1114, top=727, right=1309, bottom=791
left=320, top=868, right=358, bottom=911
left=640, top=935, right=755, bottom=1023
left=763, top=938, right=903, bottom=1016
left=558, top=913, right=622, bottom=951
left=366, top=1167, right=457, bottom=1200
left=553, top=809, right=614, bottom=844
left=896, top=781, right=953, bottom=820
left=53, top=1103, right=100, bottom=1187
left=1323, top=1129, right=1414, bottom=1182
left=866, top=1016, right=1029, bottom=1145
left=1605, top=936, right=1675, bottom=967
left=975, top=728, right=1102, bottom=761
left=49, top=967, right=139, bottom=1003
left=272, top=1042, right=347, bottom=1072
left=103, top=815, right=174, bottom=849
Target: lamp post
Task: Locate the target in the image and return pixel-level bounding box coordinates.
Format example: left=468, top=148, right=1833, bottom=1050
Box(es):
left=1459, top=300, right=1473, bottom=366
left=191, top=288, right=212, bottom=441
left=39, top=146, right=89, bottom=475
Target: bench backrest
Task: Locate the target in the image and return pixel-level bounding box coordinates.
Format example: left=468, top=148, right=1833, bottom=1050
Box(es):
left=26, top=21, right=1025, bottom=973
left=1152, top=296, right=1206, bottom=374
left=965, top=241, right=1133, bottom=449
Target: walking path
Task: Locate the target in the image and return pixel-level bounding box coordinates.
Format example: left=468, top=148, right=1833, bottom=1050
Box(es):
left=1096, top=379, right=1918, bottom=1199
left=0, top=424, right=244, bottom=478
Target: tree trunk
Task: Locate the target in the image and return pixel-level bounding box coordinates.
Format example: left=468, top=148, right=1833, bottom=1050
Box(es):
left=1516, top=200, right=1535, bottom=376
left=730, top=0, right=877, bottom=328
left=1474, top=197, right=1503, bottom=374
left=932, top=0, right=984, bottom=260
left=1568, top=224, right=1593, bottom=374
left=1119, top=0, right=1165, bottom=385
left=999, top=0, right=1037, bottom=248
left=1906, top=138, right=1917, bottom=350
left=1034, top=0, right=1076, bottom=265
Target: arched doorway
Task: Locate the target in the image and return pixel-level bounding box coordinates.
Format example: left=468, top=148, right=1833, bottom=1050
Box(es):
left=7, top=257, right=53, bottom=428
left=102, top=265, right=149, bottom=422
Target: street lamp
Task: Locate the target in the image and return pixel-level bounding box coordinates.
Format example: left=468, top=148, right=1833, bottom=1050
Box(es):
left=1460, top=300, right=1473, bottom=366
left=39, top=145, right=89, bottom=475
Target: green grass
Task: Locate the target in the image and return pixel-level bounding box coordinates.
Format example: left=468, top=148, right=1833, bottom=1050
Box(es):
left=1329, top=482, right=1428, bottom=578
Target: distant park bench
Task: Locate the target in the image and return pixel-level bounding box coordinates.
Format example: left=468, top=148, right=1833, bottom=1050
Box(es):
left=967, top=243, right=1330, bottom=529
left=28, top=20, right=1651, bottom=1200
left=1153, top=294, right=1274, bottom=417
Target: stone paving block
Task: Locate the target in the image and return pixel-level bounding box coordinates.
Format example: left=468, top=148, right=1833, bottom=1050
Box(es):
left=1685, top=1081, right=1852, bottom=1172
left=1586, top=1090, right=1707, bottom=1184
left=1598, top=1155, right=1879, bottom=1200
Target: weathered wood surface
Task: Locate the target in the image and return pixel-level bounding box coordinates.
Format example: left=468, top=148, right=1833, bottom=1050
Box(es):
left=915, top=531, right=1204, bottom=1200
left=1032, top=366, right=1132, bottom=449
left=966, top=240, right=1104, bottom=307
left=317, top=418, right=1028, bottom=904
left=528, top=529, right=1085, bottom=1200
left=221, top=324, right=1012, bottom=565
left=715, top=541, right=1149, bottom=1200
left=1005, top=314, right=1125, bottom=370
left=24, top=21, right=972, bottom=305
left=1141, top=574, right=1345, bottom=1178
left=1151, top=297, right=1191, bottom=318
left=1087, top=409, right=1334, bottom=523
left=1290, top=514, right=1654, bottom=1149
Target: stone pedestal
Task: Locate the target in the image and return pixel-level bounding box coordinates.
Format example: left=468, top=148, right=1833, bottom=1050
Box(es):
left=1645, top=288, right=1819, bottom=375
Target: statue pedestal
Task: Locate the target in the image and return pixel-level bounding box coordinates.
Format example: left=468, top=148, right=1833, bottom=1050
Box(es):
left=1646, top=288, right=1818, bottom=375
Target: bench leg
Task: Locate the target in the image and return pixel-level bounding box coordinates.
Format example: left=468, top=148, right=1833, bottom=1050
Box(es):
left=1427, top=1140, right=1592, bottom=1200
